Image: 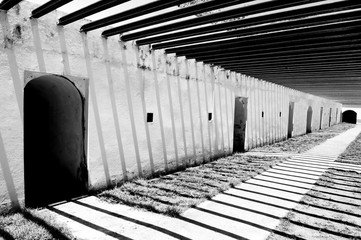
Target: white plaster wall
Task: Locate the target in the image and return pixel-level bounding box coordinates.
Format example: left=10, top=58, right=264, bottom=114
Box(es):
left=0, top=1, right=342, bottom=208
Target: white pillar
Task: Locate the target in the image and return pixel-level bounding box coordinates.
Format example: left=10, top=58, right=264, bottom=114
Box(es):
left=82, top=33, right=111, bottom=186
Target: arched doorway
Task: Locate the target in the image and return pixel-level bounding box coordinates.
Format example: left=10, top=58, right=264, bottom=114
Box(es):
left=342, top=110, right=357, bottom=124
left=306, top=106, right=313, bottom=133
left=24, top=75, right=88, bottom=207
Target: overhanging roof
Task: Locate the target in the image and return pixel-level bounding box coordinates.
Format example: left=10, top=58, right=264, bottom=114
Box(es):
left=1, top=0, right=360, bottom=106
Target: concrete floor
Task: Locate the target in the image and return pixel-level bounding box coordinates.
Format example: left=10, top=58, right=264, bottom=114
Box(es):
left=43, top=125, right=361, bottom=240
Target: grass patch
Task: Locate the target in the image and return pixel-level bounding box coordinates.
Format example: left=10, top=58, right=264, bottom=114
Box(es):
left=251, top=123, right=355, bottom=154
left=336, top=130, right=361, bottom=165
left=99, top=155, right=284, bottom=216
left=0, top=208, right=73, bottom=240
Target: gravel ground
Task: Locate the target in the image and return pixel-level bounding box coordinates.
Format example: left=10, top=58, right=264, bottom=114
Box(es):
left=250, top=123, right=355, bottom=154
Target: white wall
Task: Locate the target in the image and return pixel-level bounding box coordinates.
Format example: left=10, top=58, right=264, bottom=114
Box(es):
left=0, top=1, right=342, bottom=209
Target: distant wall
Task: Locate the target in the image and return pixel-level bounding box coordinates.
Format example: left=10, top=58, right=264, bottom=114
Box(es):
left=0, top=1, right=342, bottom=209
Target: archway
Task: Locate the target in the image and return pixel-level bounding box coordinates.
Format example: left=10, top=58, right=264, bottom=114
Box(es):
left=306, top=106, right=313, bottom=133
left=24, top=75, right=88, bottom=207
left=342, top=110, right=357, bottom=124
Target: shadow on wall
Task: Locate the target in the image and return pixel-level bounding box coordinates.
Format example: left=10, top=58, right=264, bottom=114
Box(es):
left=0, top=130, right=19, bottom=209
left=342, top=110, right=357, bottom=124
left=24, top=75, right=88, bottom=208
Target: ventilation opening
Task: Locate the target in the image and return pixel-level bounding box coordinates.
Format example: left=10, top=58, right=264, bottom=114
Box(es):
left=208, top=113, right=213, bottom=121
left=24, top=75, right=88, bottom=207
left=147, top=113, right=153, bottom=123
left=233, top=97, right=248, bottom=153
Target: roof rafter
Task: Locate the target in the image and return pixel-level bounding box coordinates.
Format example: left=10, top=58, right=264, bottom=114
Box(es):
left=58, top=0, right=130, bottom=26
left=133, top=1, right=361, bottom=44
left=80, top=0, right=192, bottom=32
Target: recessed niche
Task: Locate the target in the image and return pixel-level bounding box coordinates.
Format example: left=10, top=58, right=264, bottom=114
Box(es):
left=147, top=113, right=154, bottom=123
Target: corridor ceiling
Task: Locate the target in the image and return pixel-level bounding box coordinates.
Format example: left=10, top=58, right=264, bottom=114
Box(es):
left=1, top=0, right=360, bottom=106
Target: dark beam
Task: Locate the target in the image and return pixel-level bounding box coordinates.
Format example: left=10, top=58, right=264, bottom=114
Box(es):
left=194, top=40, right=361, bottom=62
left=222, top=61, right=361, bottom=72
left=118, top=0, right=321, bottom=41
left=102, top=0, right=256, bottom=37
left=139, top=10, right=361, bottom=47
left=58, top=0, right=130, bottom=26
left=178, top=31, right=360, bottom=58
left=80, top=0, right=192, bottom=32
left=229, top=66, right=361, bottom=76
left=269, top=83, right=361, bottom=87
left=217, top=50, right=361, bottom=66
left=223, top=63, right=361, bottom=72
left=0, top=0, right=22, bottom=10
left=132, top=1, right=361, bottom=44
left=239, top=74, right=361, bottom=79
left=163, top=22, right=360, bottom=53
left=261, top=77, right=361, bottom=81
left=208, top=58, right=361, bottom=73
left=237, top=69, right=361, bottom=76
left=206, top=50, right=361, bottom=66
left=31, top=0, right=72, bottom=18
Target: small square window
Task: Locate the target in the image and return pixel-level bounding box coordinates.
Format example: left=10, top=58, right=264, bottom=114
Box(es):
left=208, top=113, right=213, bottom=121
left=147, top=113, right=153, bottom=123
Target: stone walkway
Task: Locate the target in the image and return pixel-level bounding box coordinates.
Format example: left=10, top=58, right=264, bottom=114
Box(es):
left=44, top=125, right=361, bottom=240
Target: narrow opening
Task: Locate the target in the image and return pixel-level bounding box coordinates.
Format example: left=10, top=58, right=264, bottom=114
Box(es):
left=279, top=112, right=282, bottom=117
left=288, top=102, right=294, bottom=138
left=319, top=107, right=323, bottom=130
left=233, top=97, right=248, bottom=152
left=208, top=113, right=213, bottom=121
left=147, top=113, right=153, bottom=123
left=262, top=111, right=264, bottom=118
left=306, top=106, right=313, bottom=133
left=24, top=75, right=87, bottom=207
left=329, top=108, right=332, bottom=127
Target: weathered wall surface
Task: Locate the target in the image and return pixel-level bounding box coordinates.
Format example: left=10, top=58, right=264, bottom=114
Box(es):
left=0, top=1, right=342, bottom=209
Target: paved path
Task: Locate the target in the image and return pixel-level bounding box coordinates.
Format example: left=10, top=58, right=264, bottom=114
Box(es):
left=45, top=125, right=361, bottom=240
